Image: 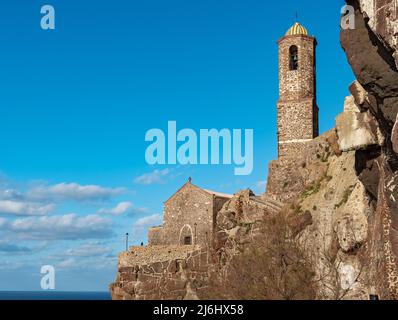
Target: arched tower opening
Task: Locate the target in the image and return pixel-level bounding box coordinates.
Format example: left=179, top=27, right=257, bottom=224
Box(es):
left=289, top=45, right=299, bottom=70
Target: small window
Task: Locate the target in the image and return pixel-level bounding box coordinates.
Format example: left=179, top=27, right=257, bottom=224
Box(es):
left=184, top=236, right=192, bottom=245
left=289, top=45, right=299, bottom=70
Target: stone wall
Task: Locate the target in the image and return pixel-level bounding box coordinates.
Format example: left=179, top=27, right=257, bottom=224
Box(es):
left=148, top=226, right=163, bottom=246
left=277, top=99, right=318, bottom=158
left=110, top=246, right=210, bottom=300
left=267, top=130, right=337, bottom=202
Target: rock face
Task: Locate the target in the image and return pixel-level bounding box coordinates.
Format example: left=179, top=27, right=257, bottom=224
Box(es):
left=336, top=95, right=382, bottom=152
left=267, top=124, right=374, bottom=299
left=358, top=0, right=398, bottom=66
left=341, top=0, right=398, bottom=299
left=214, top=120, right=379, bottom=299
left=393, top=115, right=398, bottom=153
left=214, top=190, right=280, bottom=260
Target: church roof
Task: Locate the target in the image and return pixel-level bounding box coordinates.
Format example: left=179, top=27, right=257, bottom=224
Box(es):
left=164, top=180, right=233, bottom=204
left=203, top=189, right=233, bottom=199
left=286, top=22, right=308, bottom=36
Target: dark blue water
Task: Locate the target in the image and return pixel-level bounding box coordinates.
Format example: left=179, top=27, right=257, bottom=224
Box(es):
left=0, top=291, right=111, bottom=300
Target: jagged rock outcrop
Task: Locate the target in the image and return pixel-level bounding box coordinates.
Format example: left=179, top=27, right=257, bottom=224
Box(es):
left=393, top=115, right=398, bottom=152
left=297, top=149, right=372, bottom=299
left=214, top=189, right=281, bottom=262
left=341, top=0, right=398, bottom=299
left=336, top=95, right=383, bottom=152
left=358, top=0, right=398, bottom=66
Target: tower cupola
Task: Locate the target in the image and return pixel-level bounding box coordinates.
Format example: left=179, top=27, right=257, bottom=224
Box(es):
left=286, top=22, right=309, bottom=36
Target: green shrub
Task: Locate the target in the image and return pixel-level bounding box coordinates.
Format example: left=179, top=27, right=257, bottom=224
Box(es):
left=335, top=185, right=355, bottom=209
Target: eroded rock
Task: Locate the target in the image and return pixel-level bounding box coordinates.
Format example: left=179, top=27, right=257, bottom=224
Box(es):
left=334, top=184, right=369, bottom=253
left=392, top=114, right=398, bottom=154
left=336, top=96, right=381, bottom=152
left=342, top=0, right=398, bottom=299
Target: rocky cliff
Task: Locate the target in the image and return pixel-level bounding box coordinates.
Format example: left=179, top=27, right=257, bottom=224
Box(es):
left=265, top=94, right=383, bottom=299
left=340, top=0, right=398, bottom=298
left=110, top=0, right=398, bottom=300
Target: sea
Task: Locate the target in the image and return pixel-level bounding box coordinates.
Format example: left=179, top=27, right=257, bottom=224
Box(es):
left=0, top=291, right=112, bottom=300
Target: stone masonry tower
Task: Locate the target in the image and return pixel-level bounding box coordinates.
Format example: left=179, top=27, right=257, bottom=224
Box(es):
left=277, top=22, right=319, bottom=158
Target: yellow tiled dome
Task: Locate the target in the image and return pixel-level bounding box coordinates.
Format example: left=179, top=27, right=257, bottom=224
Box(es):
left=286, top=22, right=308, bottom=36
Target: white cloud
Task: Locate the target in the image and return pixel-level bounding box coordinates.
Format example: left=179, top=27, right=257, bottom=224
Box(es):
left=64, top=242, right=113, bottom=257
left=0, top=218, right=6, bottom=228
left=0, top=259, right=26, bottom=271
left=0, top=240, right=32, bottom=253
left=0, top=200, right=55, bottom=216
left=0, top=214, right=114, bottom=240
left=134, top=169, right=171, bottom=185
left=131, top=214, right=163, bottom=243
left=0, top=189, right=25, bottom=201
left=55, top=254, right=117, bottom=271
left=28, top=183, right=125, bottom=202
left=133, top=214, right=162, bottom=230
left=97, top=201, right=133, bottom=216
left=57, top=258, right=77, bottom=269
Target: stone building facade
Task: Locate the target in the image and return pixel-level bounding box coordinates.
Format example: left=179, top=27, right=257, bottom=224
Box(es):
left=277, top=22, right=319, bottom=158
left=148, top=180, right=232, bottom=247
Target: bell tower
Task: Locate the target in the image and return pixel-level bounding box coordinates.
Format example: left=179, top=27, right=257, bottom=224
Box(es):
left=277, top=22, right=319, bottom=158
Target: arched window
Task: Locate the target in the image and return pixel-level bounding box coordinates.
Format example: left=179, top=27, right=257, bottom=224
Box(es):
left=179, top=225, right=193, bottom=245
left=289, top=45, right=299, bottom=70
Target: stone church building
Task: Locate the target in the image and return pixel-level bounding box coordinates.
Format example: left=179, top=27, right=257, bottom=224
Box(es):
left=148, top=179, right=232, bottom=247
left=147, top=21, right=318, bottom=247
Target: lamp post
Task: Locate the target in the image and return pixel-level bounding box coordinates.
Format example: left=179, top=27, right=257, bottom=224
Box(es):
left=125, top=232, right=129, bottom=252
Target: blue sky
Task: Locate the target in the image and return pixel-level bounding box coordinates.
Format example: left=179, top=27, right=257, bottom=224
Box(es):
left=0, top=0, right=353, bottom=292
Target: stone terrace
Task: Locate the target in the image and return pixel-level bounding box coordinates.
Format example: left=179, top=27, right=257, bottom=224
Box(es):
left=119, top=245, right=200, bottom=267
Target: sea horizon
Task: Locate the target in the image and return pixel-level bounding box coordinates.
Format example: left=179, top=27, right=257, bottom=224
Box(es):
left=0, top=291, right=112, bottom=300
